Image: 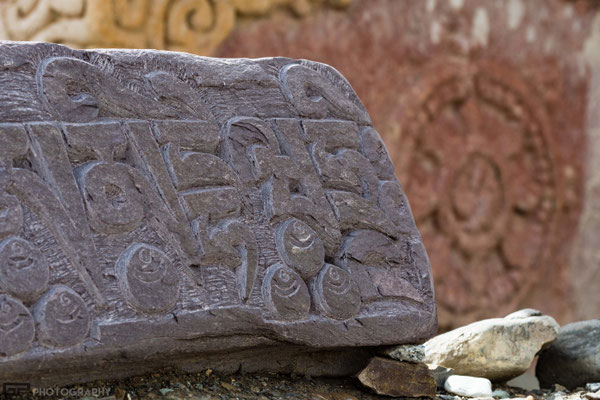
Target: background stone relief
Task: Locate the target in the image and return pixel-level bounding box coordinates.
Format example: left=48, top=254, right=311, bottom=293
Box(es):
left=0, top=0, right=349, bottom=54
left=0, top=0, right=599, bottom=331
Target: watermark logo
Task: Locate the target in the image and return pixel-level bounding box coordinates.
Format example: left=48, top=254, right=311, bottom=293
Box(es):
left=1, top=382, right=111, bottom=398
left=2, top=383, right=30, bottom=398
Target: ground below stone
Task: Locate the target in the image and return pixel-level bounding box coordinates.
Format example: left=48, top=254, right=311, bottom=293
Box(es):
left=19, top=369, right=597, bottom=400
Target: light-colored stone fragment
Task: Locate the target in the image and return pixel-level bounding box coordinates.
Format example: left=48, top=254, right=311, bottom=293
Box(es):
left=382, top=344, right=425, bottom=363
left=444, top=375, right=493, bottom=398
left=424, top=309, right=559, bottom=381
left=505, top=309, right=542, bottom=319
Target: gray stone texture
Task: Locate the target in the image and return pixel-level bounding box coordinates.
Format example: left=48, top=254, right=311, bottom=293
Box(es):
left=536, top=319, right=600, bottom=389
left=0, top=41, right=436, bottom=385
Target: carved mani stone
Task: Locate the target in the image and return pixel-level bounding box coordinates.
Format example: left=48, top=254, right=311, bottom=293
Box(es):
left=0, top=41, right=436, bottom=385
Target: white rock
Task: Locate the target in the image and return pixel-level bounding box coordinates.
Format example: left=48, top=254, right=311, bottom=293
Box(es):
left=425, top=309, right=559, bottom=381
left=505, top=309, right=542, bottom=319
left=444, top=375, right=493, bottom=397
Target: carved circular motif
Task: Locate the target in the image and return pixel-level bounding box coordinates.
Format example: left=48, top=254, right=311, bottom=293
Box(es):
left=77, top=162, right=145, bottom=234
left=310, top=264, right=361, bottom=320
left=0, top=194, right=23, bottom=239
left=275, top=218, right=325, bottom=280
left=117, top=243, right=180, bottom=314
left=0, top=237, right=49, bottom=302
left=33, top=286, right=89, bottom=348
left=0, top=295, right=35, bottom=357
left=262, top=263, right=310, bottom=321
left=400, top=65, right=559, bottom=323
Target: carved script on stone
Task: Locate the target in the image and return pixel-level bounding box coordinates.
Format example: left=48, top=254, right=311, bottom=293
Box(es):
left=0, top=42, right=435, bottom=384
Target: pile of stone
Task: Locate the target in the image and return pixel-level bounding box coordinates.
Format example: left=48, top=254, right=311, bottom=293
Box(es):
left=356, top=310, right=600, bottom=398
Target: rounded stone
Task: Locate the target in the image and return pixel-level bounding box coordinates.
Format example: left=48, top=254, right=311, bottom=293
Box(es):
left=444, top=375, right=493, bottom=398
left=310, top=264, right=361, bottom=320
left=275, top=218, right=324, bottom=280
left=536, top=319, right=600, bottom=389
left=262, top=263, right=310, bottom=321
left=34, top=285, right=90, bottom=348
left=0, top=237, right=49, bottom=302
left=0, top=295, right=35, bottom=357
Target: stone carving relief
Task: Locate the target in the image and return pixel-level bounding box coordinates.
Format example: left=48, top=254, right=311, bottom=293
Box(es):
left=0, top=0, right=350, bottom=55
left=0, top=295, right=35, bottom=357
left=0, top=42, right=435, bottom=384
left=398, top=62, right=561, bottom=325
left=33, top=285, right=90, bottom=348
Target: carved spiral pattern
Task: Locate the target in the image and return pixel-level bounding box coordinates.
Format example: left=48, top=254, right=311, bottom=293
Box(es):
left=33, top=286, right=90, bottom=348
left=275, top=218, right=325, bottom=280
left=0, top=237, right=49, bottom=302
left=262, top=263, right=310, bottom=321
left=0, top=0, right=349, bottom=54
left=0, top=295, right=34, bottom=357
left=310, top=264, right=360, bottom=320
left=117, top=243, right=180, bottom=314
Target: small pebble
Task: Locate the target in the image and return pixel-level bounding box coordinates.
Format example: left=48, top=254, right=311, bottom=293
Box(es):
left=552, top=384, right=568, bottom=392
left=548, top=392, right=564, bottom=400
left=439, top=395, right=460, bottom=400
left=159, top=388, right=173, bottom=396
left=588, top=383, right=600, bottom=393
left=444, top=375, right=493, bottom=398
left=492, top=389, right=510, bottom=399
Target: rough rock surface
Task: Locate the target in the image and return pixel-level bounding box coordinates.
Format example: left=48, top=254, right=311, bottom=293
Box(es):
left=444, top=375, right=493, bottom=398
left=424, top=309, right=559, bottom=382
left=0, top=41, right=436, bottom=385
left=536, top=319, right=600, bottom=389
left=429, top=364, right=454, bottom=389
left=357, top=357, right=437, bottom=398
left=382, top=344, right=425, bottom=363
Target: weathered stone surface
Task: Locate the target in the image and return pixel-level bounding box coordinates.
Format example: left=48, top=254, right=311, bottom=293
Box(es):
left=357, top=357, right=437, bottom=398
left=444, top=375, right=493, bottom=398
left=536, top=319, right=600, bottom=389
left=0, top=41, right=436, bottom=385
left=424, top=309, right=559, bottom=382
left=216, top=0, right=596, bottom=329
left=382, top=344, right=425, bottom=363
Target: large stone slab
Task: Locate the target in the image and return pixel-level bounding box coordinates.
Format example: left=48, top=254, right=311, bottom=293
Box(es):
left=0, top=41, right=436, bottom=385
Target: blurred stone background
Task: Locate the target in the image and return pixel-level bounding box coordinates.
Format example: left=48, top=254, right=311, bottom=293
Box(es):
left=1, top=0, right=598, bottom=330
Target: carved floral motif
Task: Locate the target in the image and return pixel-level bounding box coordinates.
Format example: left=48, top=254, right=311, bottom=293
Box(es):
left=399, top=63, right=559, bottom=324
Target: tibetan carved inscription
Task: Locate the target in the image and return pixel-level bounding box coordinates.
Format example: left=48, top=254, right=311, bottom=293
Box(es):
left=0, top=42, right=436, bottom=384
